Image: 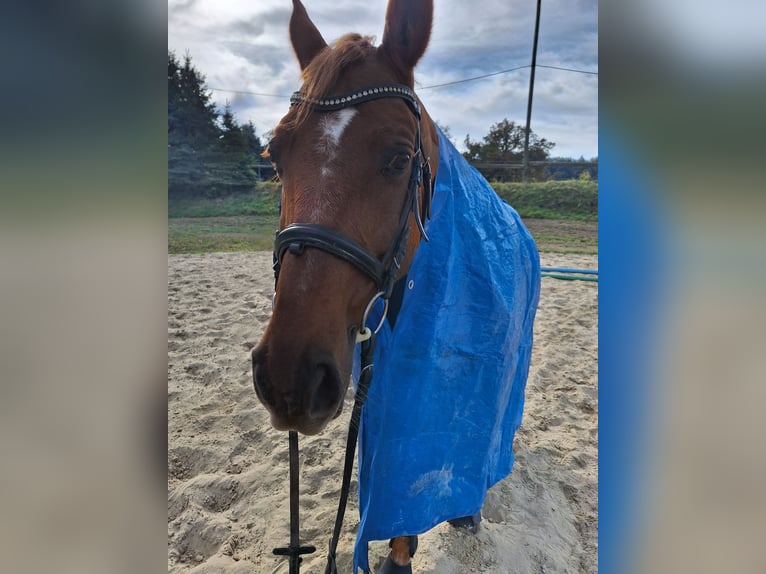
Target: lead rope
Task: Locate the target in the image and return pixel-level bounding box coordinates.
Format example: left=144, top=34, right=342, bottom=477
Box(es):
left=273, top=333, right=377, bottom=574
left=325, top=332, right=376, bottom=573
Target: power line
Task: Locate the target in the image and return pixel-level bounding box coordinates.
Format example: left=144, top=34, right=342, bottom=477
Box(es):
left=206, top=62, right=598, bottom=98
left=417, top=64, right=531, bottom=90
left=537, top=64, right=598, bottom=75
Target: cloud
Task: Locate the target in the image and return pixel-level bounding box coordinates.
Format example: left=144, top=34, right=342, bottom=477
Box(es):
left=169, top=0, right=199, bottom=19
left=168, top=0, right=598, bottom=158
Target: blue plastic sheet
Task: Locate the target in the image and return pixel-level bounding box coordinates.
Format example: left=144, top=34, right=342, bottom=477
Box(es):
left=352, top=129, right=541, bottom=572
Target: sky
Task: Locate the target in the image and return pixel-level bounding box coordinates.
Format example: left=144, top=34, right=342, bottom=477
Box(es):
left=168, top=0, right=598, bottom=159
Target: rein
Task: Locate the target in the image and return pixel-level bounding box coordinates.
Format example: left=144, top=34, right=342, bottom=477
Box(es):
left=273, top=333, right=376, bottom=574
left=270, top=83, right=433, bottom=573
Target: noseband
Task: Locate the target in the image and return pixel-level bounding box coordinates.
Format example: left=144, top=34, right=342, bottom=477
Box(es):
left=272, top=84, right=433, bottom=336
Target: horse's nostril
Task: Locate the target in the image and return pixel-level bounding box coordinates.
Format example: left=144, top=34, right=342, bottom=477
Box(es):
left=251, top=345, right=265, bottom=369
left=308, top=362, right=342, bottom=419
left=251, top=346, right=270, bottom=398
left=251, top=343, right=346, bottom=433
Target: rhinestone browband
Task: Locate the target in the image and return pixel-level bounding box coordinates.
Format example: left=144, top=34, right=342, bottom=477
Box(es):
left=289, top=83, right=420, bottom=117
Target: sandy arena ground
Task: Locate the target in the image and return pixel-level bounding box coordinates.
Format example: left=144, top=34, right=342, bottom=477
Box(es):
left=168, top=251, right=597, bottom=573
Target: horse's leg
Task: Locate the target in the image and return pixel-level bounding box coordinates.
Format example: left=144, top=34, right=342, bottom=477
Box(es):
left=447, top=511, right=482, bottom=534
left=379, top=535, right=418, bottom=573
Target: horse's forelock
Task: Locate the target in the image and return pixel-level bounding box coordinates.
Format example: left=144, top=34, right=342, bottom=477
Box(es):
left=286, top=34, right=377, bottom=129
left=303, top=34, right=377, bottom=97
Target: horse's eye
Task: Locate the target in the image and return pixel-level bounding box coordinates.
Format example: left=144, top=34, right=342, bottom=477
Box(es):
left=264, top=141, right=285, bottom=180
left=386, top=153, right=411, bottom=174
left=265, top=141, right=281, bottom=164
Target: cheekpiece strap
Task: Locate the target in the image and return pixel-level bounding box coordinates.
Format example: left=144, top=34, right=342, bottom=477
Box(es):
left=290, top=83, right=420, bottom=118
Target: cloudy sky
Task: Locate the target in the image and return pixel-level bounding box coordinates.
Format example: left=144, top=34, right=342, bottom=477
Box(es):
left=169, top=0, right=597, bottom=159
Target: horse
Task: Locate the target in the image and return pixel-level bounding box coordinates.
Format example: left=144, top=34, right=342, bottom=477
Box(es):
left=252, top=1, right=540, bottom=572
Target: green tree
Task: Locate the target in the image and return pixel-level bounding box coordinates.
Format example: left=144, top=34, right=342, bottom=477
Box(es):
left=463, top=119, right=555, bottom=182
left=220, top=103, right=246, bottom=152
left=207, top=103, right=259, bottom=194
left=168, top=52, right=264, bottom=197
left=168, top=51, right=220, bottom=197
left=241, top=121, right=271, bottom=180
left=544, top=156, right=598, bottom=181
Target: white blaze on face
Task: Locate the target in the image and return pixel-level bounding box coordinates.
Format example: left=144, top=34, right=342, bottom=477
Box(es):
left=317, top=108, right=357, bottom=178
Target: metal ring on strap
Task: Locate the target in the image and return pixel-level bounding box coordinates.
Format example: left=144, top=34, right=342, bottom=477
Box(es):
left=355, top=291, right=389, bottom=343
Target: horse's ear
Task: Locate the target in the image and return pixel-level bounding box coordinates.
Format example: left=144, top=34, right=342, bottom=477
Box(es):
left=290, top=0, right=327, bottom=70
left=381, top=0, right=433, bottom=74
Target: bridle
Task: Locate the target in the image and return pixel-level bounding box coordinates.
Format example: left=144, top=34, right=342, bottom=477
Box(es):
left=268, top=83, right=433, bottom=573
left=272, top=83, right=433, bottom=340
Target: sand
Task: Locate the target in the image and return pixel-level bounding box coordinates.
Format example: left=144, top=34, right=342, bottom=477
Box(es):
left=168, top=251, right=597, bottom=573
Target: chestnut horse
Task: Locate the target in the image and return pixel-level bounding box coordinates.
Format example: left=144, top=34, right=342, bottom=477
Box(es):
left=253, top=0, right=436, bottom=434
left=254, top=1, right=517, bottom=572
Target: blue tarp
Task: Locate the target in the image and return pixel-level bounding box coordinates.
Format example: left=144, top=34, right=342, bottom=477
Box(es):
left=352, top=129, right=541, bottom=572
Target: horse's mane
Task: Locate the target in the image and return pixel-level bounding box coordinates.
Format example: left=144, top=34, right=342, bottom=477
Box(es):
left=287, top=33, right=377, bottom=129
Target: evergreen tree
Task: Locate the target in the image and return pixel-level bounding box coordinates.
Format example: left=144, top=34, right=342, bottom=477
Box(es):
left=168, top=51, right=263, bottom=197
left=220, top=103, right=246, bottom=152
left=241, top=121, right=263, bottom=157
left=168, top=51, right=220, bottom=196
left=241, top=121, right=272, bottom=181
left=208, top=103, right=259, bottom=194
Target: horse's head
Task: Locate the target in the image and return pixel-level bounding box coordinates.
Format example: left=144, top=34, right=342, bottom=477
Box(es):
left=252, top=0, right=439, bottom=435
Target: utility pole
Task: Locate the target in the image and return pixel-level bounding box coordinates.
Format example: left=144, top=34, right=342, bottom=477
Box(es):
left=522, top=0, right=542, bottom=183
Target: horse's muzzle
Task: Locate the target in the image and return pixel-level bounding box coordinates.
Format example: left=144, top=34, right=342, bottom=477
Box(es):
left=252, top=344, right=346, bottom=435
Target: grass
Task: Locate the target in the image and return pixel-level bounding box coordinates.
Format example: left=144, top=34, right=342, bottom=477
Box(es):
left=168, top=179, right=598, bottom=255
left=521, top=218, right=598, bottom=254
left=168, top=215, right=279, bottom=254
left=168, top=183, right=281, bottom=218
left=168, top=214, right=596, bottom=255
left=491, top=180, right=598, bottom=222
